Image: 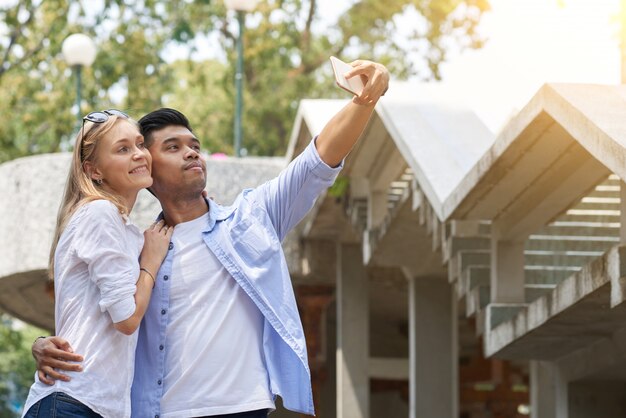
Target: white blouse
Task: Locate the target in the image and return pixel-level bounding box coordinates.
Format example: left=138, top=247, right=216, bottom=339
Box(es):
left=22, top=200, right=143, bottom=418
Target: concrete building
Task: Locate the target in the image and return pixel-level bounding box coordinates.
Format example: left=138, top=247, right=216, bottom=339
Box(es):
left=443, top=83, right=626, bottom=418
left=2, top=82, right=626, bottom=417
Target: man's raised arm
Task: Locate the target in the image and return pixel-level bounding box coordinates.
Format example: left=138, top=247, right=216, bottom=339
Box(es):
left=254, top=59, right=389, bottom=239
left=315, top=59, right=390, bottom=167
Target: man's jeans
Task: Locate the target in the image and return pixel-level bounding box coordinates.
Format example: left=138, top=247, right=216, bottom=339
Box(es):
left=199, top=409, right=268, bottom=418
left=24, top=392, right=102, bottom=418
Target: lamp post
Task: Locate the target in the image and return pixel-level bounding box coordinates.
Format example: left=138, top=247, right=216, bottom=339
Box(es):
left=62, top=34, right=97, bottom=128
left=225, top=0, right=258, bottom=157
left=622, top=0, right=626, bottom=83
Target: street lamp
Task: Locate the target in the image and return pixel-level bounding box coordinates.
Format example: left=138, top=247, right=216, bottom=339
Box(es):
left=62, top=34, right=97, bottom=128
left=225, top=0, right=258, bottom=157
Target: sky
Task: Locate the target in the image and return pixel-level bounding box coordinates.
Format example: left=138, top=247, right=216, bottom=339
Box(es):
left=432, top=0, right=621, bottom=132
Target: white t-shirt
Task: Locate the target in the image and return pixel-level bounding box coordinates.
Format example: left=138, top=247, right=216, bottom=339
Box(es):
left=159, top=212, right=275, bottom=417
left=22, top=200, right=143, bottom=418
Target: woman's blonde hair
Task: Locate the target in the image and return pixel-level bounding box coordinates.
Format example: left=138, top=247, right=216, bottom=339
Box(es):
left=48, top=115, right=136, bottom=279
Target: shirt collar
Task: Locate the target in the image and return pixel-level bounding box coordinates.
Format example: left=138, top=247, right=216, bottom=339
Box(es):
left=203, top=197, right=236, bottom=232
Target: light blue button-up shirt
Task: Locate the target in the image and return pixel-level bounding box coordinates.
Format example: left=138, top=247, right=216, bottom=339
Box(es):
left=131, top=139, right=342, bottom=418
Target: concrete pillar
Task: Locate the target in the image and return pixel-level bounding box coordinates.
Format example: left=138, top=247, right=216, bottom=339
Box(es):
left=336, top=243, right=369, bottom=418
left=530, top=361, right=568, bottom=418
left=490, top=223, right=525, bottom=303
left=408, top=276, right=458, bottom=418
left=368, top=190, right=386, bottom=229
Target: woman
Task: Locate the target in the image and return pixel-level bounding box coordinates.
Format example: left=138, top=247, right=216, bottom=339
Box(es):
left=22, top=110, right=172, bottom=417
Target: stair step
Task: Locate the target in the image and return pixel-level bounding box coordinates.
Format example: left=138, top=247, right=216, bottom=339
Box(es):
left=445, top=236, right=490, bottom=260
left=539, top=223, right=619, bottom=237
left=570, top=201, right=620, bottom=211
left=524, top=284, right=556, bottom=303
left=466, top=284, right=557, bottom=320
left=526, top=235, right=619, bottom=252
left=586, top=188, right=620, bottom=199
left=524, top=268, right=577, bottom=285
left=601, top=176, right=621, bottom=187
left=463, top=266, right=490, bottom=289
left=524, top=251, right=604, bottom=267
left=557, top=214, right=620, bottom=223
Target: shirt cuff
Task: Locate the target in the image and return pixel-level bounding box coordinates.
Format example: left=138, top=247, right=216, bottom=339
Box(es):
left=306, top=136, right=344, bottom=181
left=106, top=296, right=136, bottom=324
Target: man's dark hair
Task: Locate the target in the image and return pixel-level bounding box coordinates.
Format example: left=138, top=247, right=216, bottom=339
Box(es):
left=138, top=108, right=193, bottom=147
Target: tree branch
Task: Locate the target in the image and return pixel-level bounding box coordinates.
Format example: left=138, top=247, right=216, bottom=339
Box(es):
left=0, top=0, right=31, bottom=76
left=300, top=0, right=316, bottom=54
left=219, top=16, right=236, bottom=43
left=0, top=1, right=53, bottom=80
left=288, top=45, right=346, bottom=79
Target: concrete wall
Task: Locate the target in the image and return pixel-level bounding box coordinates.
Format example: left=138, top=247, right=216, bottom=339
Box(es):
left=0, top=152, right=295, bottom=329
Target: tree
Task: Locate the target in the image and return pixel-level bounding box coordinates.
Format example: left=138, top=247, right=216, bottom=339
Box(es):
left=161, top=59, right=233, bottom=154
left=0, top=0, right=75, bottom=161
left=0, top=0, right=489, bottom=158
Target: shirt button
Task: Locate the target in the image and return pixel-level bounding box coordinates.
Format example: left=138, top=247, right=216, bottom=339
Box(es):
left=168, top=242, right=173, bottom=250
left=159, top=345, right=164, bottom=351
left=161, top=309, right=167, bottom=315
left=163, top=275, right=169, bottom=281
left=157, top=379, right=162, bottom=385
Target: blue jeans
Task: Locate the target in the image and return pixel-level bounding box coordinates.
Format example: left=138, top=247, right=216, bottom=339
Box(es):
left=198, top=409, right=268, bottom=418
left=24, top=392, right=102, bottom=418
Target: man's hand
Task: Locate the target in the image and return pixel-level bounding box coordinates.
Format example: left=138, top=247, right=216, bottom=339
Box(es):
left=32, top=336, right=84, bottom=385
left=344, top=60, right=390, bottom=107
left=316, top=59, right=390, bottom=167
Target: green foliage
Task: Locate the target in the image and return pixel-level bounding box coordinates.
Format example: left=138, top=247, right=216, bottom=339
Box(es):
left=0, top=0, right=490, bottom=162
left=0, top=0, right=75, bottom=160
left=163, top=60, right=233, bottom=154
left=328, top=176, right=350, bottom=198
left=0, top=315, right=45, bottom=417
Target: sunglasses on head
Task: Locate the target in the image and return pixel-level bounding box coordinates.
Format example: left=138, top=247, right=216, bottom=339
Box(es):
left=82, top=109, right=130, bottom=135
left=82, top=108, right=129, bottom=126
left=80, top=109, right=130, bottom=160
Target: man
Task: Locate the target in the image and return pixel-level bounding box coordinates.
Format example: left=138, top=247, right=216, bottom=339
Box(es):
left=32, top=59, right=389, bottom=417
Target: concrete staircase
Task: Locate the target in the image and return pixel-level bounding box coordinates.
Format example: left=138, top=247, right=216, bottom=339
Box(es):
left=344, top=165, right=620, bottom=339
left=454, top=175, right=620, bottom=334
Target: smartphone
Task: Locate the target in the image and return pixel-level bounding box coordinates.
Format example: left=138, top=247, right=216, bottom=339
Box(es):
left=330, top=56, right=364, bottom=96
